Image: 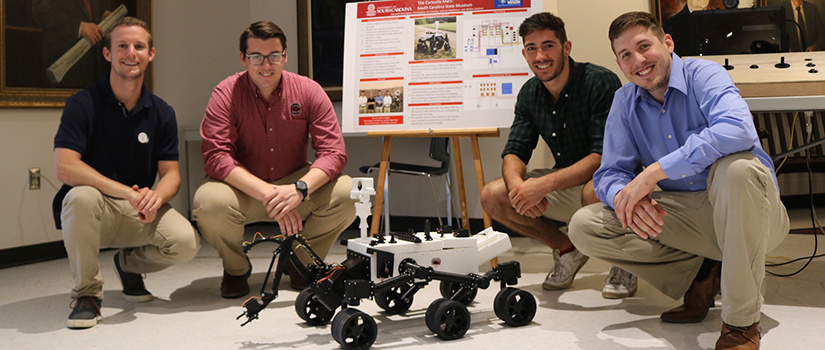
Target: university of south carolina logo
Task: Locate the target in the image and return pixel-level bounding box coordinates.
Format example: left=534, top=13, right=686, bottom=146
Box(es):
left=137, top=132, right=149, bottom=143
left=290, top=103, right=302, bottom=116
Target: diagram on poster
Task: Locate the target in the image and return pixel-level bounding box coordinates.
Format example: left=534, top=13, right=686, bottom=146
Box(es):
left=342, top=0, right=543, bottom=134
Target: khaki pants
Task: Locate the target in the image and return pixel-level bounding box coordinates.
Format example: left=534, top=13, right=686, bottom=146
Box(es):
left=61, top=186, right=200, bottom=300
left=192, top=166, right=356, bottom=275
left=526, top=168, right=585, bottom=224
left=569, top=152, right=789, bottom=326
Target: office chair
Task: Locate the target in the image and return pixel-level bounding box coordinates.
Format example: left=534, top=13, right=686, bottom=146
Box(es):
left=359, top=137, right=453, bottom=233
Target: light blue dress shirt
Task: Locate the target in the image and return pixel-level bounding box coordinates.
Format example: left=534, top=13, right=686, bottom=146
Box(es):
left=595, top=53, right=776, bottom=209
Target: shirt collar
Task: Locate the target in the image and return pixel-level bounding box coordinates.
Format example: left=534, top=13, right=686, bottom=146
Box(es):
left=98, top=73, right=153, bottom=114
left=243, top=71, right=286, bottom=103
left=635, top=52, right=686, bottom=104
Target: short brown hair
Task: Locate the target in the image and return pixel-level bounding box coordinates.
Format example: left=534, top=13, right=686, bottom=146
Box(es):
left=518, top=12, right=567, bottom=43
left=240, top=21, right=287, bottom=53
left=103, top=16, right=152, bottom=50
left=608, top=11, right=665, bottom=52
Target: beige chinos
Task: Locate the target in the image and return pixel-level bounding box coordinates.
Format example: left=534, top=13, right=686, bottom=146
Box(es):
left=569, top=152, right=789, bottom=327
left=61, top=186, right=201, bottom=300
left=192, top=165, right=356, bottom=276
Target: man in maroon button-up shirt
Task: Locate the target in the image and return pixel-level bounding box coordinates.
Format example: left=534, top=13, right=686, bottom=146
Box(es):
left=193, top=21, right=355, bottom=299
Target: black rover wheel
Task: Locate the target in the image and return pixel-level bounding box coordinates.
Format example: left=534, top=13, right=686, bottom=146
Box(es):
left=331, top=308, right=378, bottom=350
left=425, top=298, right=471, bottom=340
left=295, top=287, right=335, bottom=326
left=493, top=287, right=536, bottom=327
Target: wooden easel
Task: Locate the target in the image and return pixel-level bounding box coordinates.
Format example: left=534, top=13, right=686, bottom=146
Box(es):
left=366, top=128, right=501, bottom=264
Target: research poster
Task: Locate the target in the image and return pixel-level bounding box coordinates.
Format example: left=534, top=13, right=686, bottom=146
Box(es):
left=341, top=0, right=544, bottom=134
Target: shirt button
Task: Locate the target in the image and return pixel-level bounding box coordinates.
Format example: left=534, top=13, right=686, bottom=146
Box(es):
left=270, top=148, right=274, bottom=152
left=268, top=107, right=271, bottom=111
left=270, top=167, right=274, bottom=171
left=689, top=181, right=694, bottom=185
left=668, top=135, right=672, bottom=139
left=552, top=110, right=556, bottom=115
left=551, top=132, right=556, bottom=137
left=681, top=175, right=686, bottom=178
left=556, top=152, right=561, bottom=156
left=662, top=109, right=666, bottom=113
left=269, top=128, right=273, bottom=131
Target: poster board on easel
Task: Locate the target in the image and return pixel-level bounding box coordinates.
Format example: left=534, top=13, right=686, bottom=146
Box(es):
left=340, top=0, right=544, bottom=134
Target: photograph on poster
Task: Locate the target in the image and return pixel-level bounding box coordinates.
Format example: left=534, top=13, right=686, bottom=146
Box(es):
left=1, top=0, right=150, bottom=107
left=358, top=81, right=404, bottom=115
left=413, top=17, right=456, bottom=60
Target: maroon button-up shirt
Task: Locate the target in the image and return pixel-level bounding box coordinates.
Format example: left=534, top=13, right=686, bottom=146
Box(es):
left=201, top=71, right=346, bottom=182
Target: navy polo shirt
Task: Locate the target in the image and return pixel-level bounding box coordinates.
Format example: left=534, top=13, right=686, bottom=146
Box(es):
left=52, top=74, right=179, bottom=229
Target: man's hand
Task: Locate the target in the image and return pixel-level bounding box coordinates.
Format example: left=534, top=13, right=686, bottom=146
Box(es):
left=128, top=185, right=162, bottom=223
left=623, top=196, right=667, bottom=239
left=275, top=209, right=303, bottom=235
left=508, top=177, right=549, bottom=217
left=79, top=22, right=103, bottom=44
left=613, top=162, right=667, bottom=231
left=262, top=184, right=304, bottom=234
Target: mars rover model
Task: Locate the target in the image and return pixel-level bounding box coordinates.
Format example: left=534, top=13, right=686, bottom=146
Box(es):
left=416, top=31, right=451, bottom=55
left=416, top=20, right=452, bottom=55
left=236, top=178, right=536, bottom=350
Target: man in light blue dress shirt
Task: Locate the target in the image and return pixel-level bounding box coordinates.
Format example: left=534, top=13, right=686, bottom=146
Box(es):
left=569, top=12, right=789, bottom=350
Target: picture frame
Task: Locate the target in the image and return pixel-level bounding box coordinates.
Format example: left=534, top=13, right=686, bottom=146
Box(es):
left=1, top=0, right=151, bottom=108
left=650, top=1, right=769, bottom=25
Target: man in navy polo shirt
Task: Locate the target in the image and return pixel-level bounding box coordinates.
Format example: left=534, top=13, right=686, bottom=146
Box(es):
left=52, top=17, right=199, bottom=329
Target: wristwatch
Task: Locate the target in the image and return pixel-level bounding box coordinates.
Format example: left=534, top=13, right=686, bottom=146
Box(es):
left=295, top=180, right=308, bottom=201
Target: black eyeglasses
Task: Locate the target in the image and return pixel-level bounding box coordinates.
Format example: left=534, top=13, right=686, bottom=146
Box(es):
left=244, top=51, right=285, bottom=65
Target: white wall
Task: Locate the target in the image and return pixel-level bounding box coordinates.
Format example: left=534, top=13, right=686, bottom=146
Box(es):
left=0, top=0, right=648, bottom=250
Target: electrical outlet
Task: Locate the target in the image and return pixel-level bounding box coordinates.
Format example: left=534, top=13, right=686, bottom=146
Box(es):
left=29, top=167, right=40, bottom=190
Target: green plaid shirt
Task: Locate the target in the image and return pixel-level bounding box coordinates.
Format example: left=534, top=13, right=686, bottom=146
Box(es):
left=502, top=58, right=621, bottom=168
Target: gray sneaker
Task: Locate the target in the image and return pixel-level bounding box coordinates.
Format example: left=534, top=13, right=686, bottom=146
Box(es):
left=542, top=248, right=589, bottom=290
left=67, top=296, right=101, bottom=329
left=602, top=266, right=638, bottom=299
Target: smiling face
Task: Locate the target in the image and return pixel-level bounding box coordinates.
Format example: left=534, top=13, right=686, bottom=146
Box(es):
left=103, top=25, right=154, bottom=82
left=613, top=25, right=674, bottom=102
left=241, top=37, right=287, bottom=99
left=521, top=29, right=571, bottom=85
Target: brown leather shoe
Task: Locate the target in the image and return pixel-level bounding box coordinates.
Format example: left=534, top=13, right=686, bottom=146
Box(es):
left=661, top=261, right=721, bottom=323
left=221, top=259, right=252, bottom=299
left=220, top=270, right=250, bottom=298
left=715, top=322, right=760, bottom=350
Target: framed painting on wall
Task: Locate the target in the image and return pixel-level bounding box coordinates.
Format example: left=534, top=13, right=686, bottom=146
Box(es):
left=1, top=0, right=151, bottom=108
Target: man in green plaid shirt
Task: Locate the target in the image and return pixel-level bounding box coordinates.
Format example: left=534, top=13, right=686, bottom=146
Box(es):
left=481, top=12, right=635, bottom=298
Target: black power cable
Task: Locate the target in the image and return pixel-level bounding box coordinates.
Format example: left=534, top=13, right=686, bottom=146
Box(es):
left=767, top=115, right=822, bottom=277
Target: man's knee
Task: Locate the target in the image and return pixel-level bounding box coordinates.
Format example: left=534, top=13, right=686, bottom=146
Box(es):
left=568, top=203, right=605, bottom=252
left=63, top=186, right=104, bottom=211
left=192, top=181, right=237, bottom=217
left=480, top=178, right=508, bottom=214
left=710, top=152, right=765, bottom=185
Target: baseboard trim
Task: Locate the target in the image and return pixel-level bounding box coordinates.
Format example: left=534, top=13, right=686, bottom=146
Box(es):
left=0, top=241, right=67, bottom=269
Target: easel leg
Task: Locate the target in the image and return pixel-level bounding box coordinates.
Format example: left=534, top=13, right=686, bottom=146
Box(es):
left=371, top=137, right=392, bottom=236
left=471, top=135, right=497, bottom=267
left=451, top=136, right=469, bottom=230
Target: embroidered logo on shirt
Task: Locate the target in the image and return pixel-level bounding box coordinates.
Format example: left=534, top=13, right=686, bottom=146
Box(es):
left=137, top=132, right=149, bottom=144
left=290, top=103, right=301, bottom=116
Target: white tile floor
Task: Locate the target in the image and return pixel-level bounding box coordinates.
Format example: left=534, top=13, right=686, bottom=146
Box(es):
left=1, top=208, right=823, bottom=349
